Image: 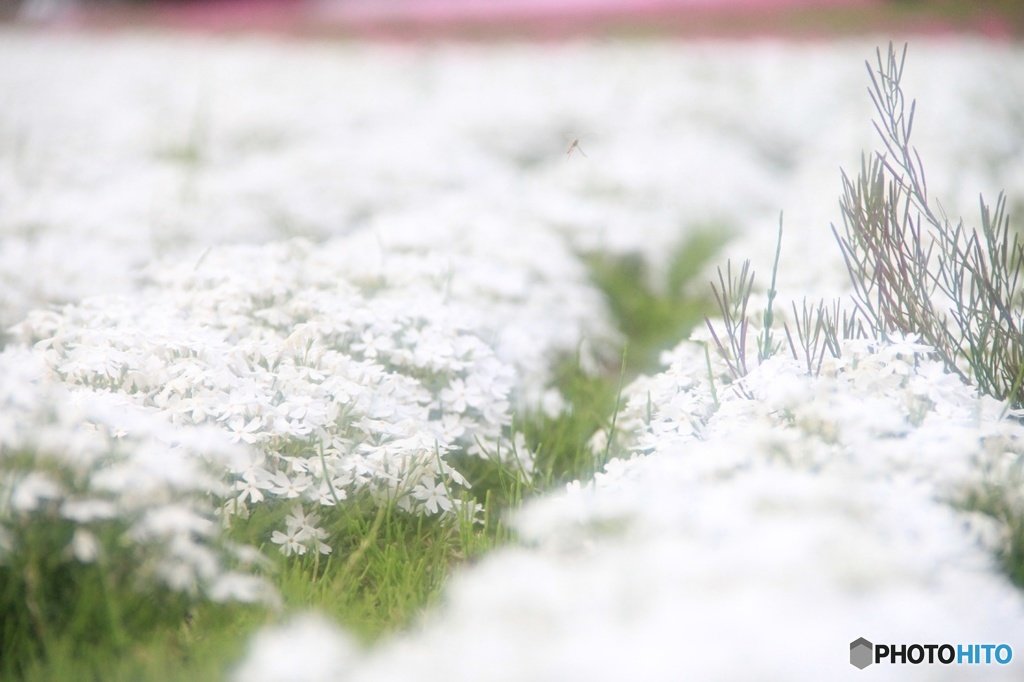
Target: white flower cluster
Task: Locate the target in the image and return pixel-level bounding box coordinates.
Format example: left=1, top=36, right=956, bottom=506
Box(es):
left=0, top=347, right=275, bottom=605
left=11, top=236, right=578, bottom=555
left=245, top=334, right=1024, bottom=680
left=3, top=36, right=1022, bottom=334
left=352, top=205, right=620, bottom=401
left=617, top=332, right=1020, bottom=481
left=501, top=335, right=1024, bottom=679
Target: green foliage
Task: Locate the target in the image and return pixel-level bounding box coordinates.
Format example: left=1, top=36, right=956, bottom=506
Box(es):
left=955, top=481, right=1024, bottom=590
left=3, top=489, right=478, bottom=680
left=271, top=495, right=462, bottom=642
left=525, top=356, right=625, bottom=488
left=587, top=227, right=728, bottom=373
left=0, top=445, right=262, bottom=681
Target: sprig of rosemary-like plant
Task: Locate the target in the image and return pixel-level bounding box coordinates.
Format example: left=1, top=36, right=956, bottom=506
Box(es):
left=834, top=42, right=1024, bottom=407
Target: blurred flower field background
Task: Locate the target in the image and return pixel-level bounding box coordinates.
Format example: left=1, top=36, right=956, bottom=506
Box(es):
left=2, top=11, right=1024, bottom=680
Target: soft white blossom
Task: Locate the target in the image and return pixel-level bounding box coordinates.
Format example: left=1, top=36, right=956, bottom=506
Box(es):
left=6, top=32, right=1024, bottom=680
left=0, top=350, right=275, bottom=606
left=327, top=336, right=1024, bottom=681
left=231, top=614, right=358, bottom=682
left=270, top=527, right=308, bottom=557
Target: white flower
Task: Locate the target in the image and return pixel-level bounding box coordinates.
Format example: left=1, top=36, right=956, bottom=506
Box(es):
left=267, top=472, right=311, bottom=499
left=878, top=332, right=934, bottom=360
left=10, top=472, right=63, bottom=513
left=61, top=498, right=118, bottom=522
left=411, top=482, right=453, bottom=515
left=207, top=572, right=280, bottom=607
left=225, top=415, right=264, bottom=445
left=351, top=329, right=395, bottom=360
left=68, top=528, right=101, bottom=563
left=234, top=478, right=266, bottom=505
left=281, top=505, right=332, bottom=555
left=131, top=505, right=215, bottom=542
left=441, top=378, right=481, bottom=414
left=312, top=480, right=347, bottom=507
left=271, top=527, right=308, bottom=556
left=431, top=413, right=467, bottom=445
left=540, top=388, right=567, bottom=419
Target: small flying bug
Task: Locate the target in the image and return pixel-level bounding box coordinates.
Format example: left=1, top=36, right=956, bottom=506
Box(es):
left=565, top=138, right=587, bottom=158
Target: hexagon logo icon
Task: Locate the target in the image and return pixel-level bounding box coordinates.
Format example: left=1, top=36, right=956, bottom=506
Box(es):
left=850, top=637, right=873, bottom=669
